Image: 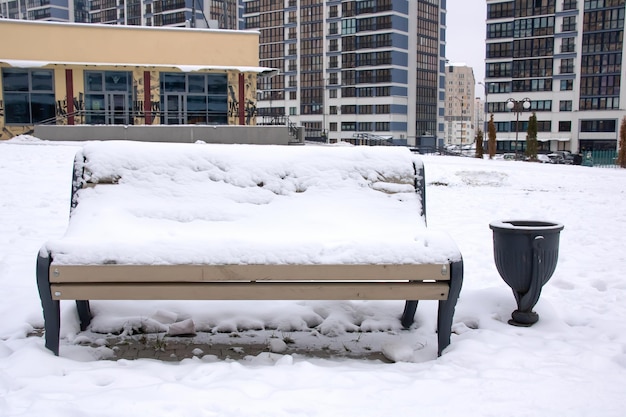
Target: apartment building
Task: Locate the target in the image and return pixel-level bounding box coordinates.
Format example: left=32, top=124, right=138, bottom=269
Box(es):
left=444, top=63, right=476, bottom=147
left=0, top=0, right=239, bottom=28
left=243, top=0, right=446, bottom=147
left=485, top=0, right=625, bottom=154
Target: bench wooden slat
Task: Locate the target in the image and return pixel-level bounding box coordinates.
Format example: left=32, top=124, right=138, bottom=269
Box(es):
left=49, top=263, right=450, bottom=283
left=50, top=281, right=450, bottom=301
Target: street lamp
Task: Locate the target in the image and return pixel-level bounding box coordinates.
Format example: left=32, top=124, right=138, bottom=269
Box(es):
left=478, top=81, right=487, bottom=133
left=506, top=98, right=531, bottom=159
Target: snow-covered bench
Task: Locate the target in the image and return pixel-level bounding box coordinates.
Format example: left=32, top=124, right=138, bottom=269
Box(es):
left=36, top=141, right=463, bottom=357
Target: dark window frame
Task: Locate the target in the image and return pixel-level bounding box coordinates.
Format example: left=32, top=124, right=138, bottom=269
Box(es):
left=2, top=68, right=55, bottom=125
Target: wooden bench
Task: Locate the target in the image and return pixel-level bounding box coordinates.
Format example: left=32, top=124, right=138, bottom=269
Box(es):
left=36, top=141, right=463, bottom=357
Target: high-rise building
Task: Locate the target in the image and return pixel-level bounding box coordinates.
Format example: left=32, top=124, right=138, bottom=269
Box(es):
left=444, top=63, right=476, bottom=147
left=243, top=0, right=446, bottom=147
left=485, top=0, right=625, bottom=154
left=0, top=0, right=240, bottom=28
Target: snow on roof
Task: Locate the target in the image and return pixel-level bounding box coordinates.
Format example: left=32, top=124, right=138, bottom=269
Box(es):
left=0, top=59, right=278, bottom=76
left=45, top=141, right=460, bottom=266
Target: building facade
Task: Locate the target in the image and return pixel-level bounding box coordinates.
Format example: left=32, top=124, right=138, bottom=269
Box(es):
left=444, top=63, right=476, bottom=147
left=242, top=0, right=446, bottom=147
left=0, top=0, right=240, bottom=28
left=2, top=0, right=449, bottom=147
left=485, top=0, right=625, bottom=154
left=0, top=19, right=272, bottom=139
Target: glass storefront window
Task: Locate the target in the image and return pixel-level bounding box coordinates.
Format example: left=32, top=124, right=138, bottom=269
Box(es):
left=162, top=73, right=186, bottom=92
left=188, top=75, right=205, bottom=93
left=160, top=73, right=228, bottom=125
left=187, top=95, right=207, bottom=124
left=3, top=70, right=29, bottom=92
left=207, top=74, right=227, bottom=94
left=4, top=93, right=29, bottom=124
left=105, top=72, right=129, bottom=92
left=31, top=70, right=54, bottom=91
left=86, top=73, right=103, bottom=92
left=1, top=68, right=55, bottom=124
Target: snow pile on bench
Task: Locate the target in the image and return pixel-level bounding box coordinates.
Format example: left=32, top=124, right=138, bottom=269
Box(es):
left=45, top=141, right=460, bottom=266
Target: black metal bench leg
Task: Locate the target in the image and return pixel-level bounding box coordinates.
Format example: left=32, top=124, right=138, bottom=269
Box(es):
left=401, top=300, right=419, bottom=328
left=437, top=259, right=464, bottom=356
left=36, top=250, right=60, bottom=356
left=76, top=300, right=92, bottom=331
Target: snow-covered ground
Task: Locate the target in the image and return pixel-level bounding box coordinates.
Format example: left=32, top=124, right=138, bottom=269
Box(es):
left=1, top=136, right=625, bottom=416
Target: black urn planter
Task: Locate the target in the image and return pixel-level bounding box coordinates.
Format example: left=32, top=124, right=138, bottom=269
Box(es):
left=489, top=220, right=564, bottom=326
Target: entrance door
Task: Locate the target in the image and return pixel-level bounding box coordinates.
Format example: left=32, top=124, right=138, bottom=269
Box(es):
left=164, top=94, right=184, bottom=125
left=106, top=93, right=129, bottom=125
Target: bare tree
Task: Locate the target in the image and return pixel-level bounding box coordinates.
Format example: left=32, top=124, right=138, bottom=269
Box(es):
left=475, top=129, right=484, bottom=159
left=488, top=114, right=497, bottom=159
left=618, top=116, right=626, bottom=168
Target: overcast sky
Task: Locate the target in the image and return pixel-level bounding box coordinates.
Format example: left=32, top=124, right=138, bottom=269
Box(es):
left=445, top=0, right=487, bottom=97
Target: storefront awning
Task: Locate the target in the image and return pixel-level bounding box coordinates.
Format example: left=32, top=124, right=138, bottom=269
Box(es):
left=0, top=59, right=279, bottom=77
left=538, top=137, right=571, bottom=142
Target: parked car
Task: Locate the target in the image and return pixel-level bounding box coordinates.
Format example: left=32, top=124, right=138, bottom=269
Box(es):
left=547, top=152, right=574, bottom=164
left=547, top=151, right=574, bottom=164
left=500, top=153, right=527, bottom=161
left=536, top=154, right=552, bottom=163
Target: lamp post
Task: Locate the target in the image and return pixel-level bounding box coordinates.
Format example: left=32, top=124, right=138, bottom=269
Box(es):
left=478, top=81, right=487, bottom=133
left=506, top=98, right=531, bottom=159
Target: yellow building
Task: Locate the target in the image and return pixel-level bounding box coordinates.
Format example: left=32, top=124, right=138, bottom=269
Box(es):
left=0, top=19, right=275, bottom=140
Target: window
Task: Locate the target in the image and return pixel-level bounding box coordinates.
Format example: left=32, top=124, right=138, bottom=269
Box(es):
left=560, top=58, right=575, bottom=74
left=579, top=97, right=620, bottom=109
left=580, top=119, right=616, bottom=132
left=341, top=121, right=356, bottom=131
left=489, top=81, right=513, bottom=94
left=374, top=122, right=389, bottom=131
left=561, top=37, right=575, bottom=53
left=512, top=78, right=552, bottom=92
left=531, top=100, right=553, bottom=111
left=559, top=121, right=572, bottom=131
left=159, top=73, right=228, bottom=125
left=563, top=0, right=577, bottom=10
left=487, top=62, right=512, bottom=78
left=514, top=16, right=555, bottom=38
left=559, top=100, right=573, bottom=111
left=342, top=18, right=356, bottom=35
left=488, top=2, right=514, bottom=18
left=562, top=16, right=576, bottom=31
left=329, top=56, right=338, bottom=69
left=560, top=79, right=574, bottom=90
left=2, top=68, right=55, bottom=125
left=487, top=21, right=514, bottom=39
left=513, top=38, right=553, bottom=58
left=487, top=42, right=513, bottom=58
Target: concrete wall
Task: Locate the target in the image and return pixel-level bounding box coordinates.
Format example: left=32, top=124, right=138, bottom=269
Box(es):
left=34, top=125, right=303, bottom=145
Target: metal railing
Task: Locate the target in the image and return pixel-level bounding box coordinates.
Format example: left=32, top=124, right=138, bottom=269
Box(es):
left=583, top=150, right=618, bottom=168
